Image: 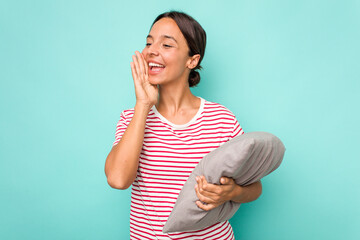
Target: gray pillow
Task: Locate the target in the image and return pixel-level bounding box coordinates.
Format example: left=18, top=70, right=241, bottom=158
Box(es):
left=162, top=131, right=285, bottom=233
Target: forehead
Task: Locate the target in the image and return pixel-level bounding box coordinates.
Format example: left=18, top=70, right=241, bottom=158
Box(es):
left=148, top=18, right=186, bottom=44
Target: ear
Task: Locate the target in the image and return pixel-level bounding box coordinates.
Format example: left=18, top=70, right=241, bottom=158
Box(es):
left=186, top=54, right=201, bottom=70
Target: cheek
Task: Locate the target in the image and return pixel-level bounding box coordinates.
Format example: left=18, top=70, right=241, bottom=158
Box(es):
left=141, top=48, right=148, bottom=57
left=164, top=52, right=187, bottom=70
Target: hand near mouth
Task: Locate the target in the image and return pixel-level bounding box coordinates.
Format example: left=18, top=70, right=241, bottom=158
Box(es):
left=131, top=51, right=159, bottom=109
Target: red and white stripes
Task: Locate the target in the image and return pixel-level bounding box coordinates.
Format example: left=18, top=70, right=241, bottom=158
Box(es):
left=113, top=97, right=243, bottom=239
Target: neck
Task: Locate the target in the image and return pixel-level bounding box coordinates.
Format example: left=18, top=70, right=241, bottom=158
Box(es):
left=156, top=78, right=198, bottom=115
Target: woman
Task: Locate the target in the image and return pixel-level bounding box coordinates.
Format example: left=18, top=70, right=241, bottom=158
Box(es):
left=105, top=11, right=262, bottom=239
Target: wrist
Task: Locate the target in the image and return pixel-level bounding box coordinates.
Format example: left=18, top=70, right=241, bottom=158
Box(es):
left=135, top=102, right=152, bottom=113
left=230, top=184, right=244, bottom=203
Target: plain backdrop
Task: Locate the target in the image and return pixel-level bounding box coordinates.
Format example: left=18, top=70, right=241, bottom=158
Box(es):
left=1, top=0, right=359, bottom=239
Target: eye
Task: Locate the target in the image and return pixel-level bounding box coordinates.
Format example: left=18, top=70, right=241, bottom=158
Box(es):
left=146, top=43, right=151, bottom=47
left=163, top=44, right=172, bottom=48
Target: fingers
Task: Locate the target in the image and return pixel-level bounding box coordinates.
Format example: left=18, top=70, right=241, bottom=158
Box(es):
left=130, top=61, right=137, bottom=82
left=132, top=54, right=139, bottom=78
left=140, top=52, right=148, bottom=76
left=135, top=51, right=145, bottom=76
left=131, top=51, right=148, bottom=82
left=195, top=185, right=218, bottom=211
left=196, top=176, right=220, bottom=194
left=196, top=200, right=217, bottom=211
left=195, top=176, right=222, bottom=206
left=195, top=183, right=215, bottom=203
left=195, top=176, right=236, bottom=206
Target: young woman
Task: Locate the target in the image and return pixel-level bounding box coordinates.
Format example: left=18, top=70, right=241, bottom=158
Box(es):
left=105, top=11, right=262, bottom=240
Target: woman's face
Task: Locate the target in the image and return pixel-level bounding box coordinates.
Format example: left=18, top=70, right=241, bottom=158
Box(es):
left=142, top=17, right=196, bottom=85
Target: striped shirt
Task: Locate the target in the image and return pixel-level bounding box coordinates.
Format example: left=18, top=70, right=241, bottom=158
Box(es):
left=113, top=97, right=244, bottom=240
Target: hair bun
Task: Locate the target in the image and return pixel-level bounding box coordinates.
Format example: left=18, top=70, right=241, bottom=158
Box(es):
left=189, top=70, right=200, bottom=87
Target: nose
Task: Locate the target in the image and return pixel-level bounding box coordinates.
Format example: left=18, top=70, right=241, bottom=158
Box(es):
left=143, top=43, right=160, bottom=57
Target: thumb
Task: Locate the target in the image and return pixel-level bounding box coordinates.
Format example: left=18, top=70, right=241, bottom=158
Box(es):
left=220, top=177, right=231, bottom=185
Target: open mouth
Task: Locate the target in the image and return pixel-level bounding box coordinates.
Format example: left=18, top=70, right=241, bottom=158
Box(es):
left=149, top=62, right=165, bottom=74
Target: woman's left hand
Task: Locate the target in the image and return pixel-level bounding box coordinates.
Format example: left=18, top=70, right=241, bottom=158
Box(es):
left=195, top=176, right=239, bottom=211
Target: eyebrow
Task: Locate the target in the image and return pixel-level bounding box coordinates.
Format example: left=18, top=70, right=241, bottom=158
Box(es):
left=147, top=34, right=178, bottom=43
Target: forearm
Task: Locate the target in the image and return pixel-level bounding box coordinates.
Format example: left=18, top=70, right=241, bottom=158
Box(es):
left=105, top=103, right=151, bottom=189
left=230, top=181, right=262, bottom=203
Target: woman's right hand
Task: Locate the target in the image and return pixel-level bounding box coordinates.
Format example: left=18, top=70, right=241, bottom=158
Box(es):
left=130, top=51, right=159, bottom=109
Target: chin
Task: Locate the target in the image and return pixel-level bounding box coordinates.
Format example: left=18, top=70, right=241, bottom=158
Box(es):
left=148, top=76, right=164, bottom=85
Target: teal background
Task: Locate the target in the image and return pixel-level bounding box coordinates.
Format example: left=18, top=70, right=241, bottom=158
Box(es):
left=1, top=0, right=359, bottom=239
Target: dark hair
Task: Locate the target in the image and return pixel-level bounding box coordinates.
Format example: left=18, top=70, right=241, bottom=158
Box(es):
left=151, top=11, right=207, bottom=87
